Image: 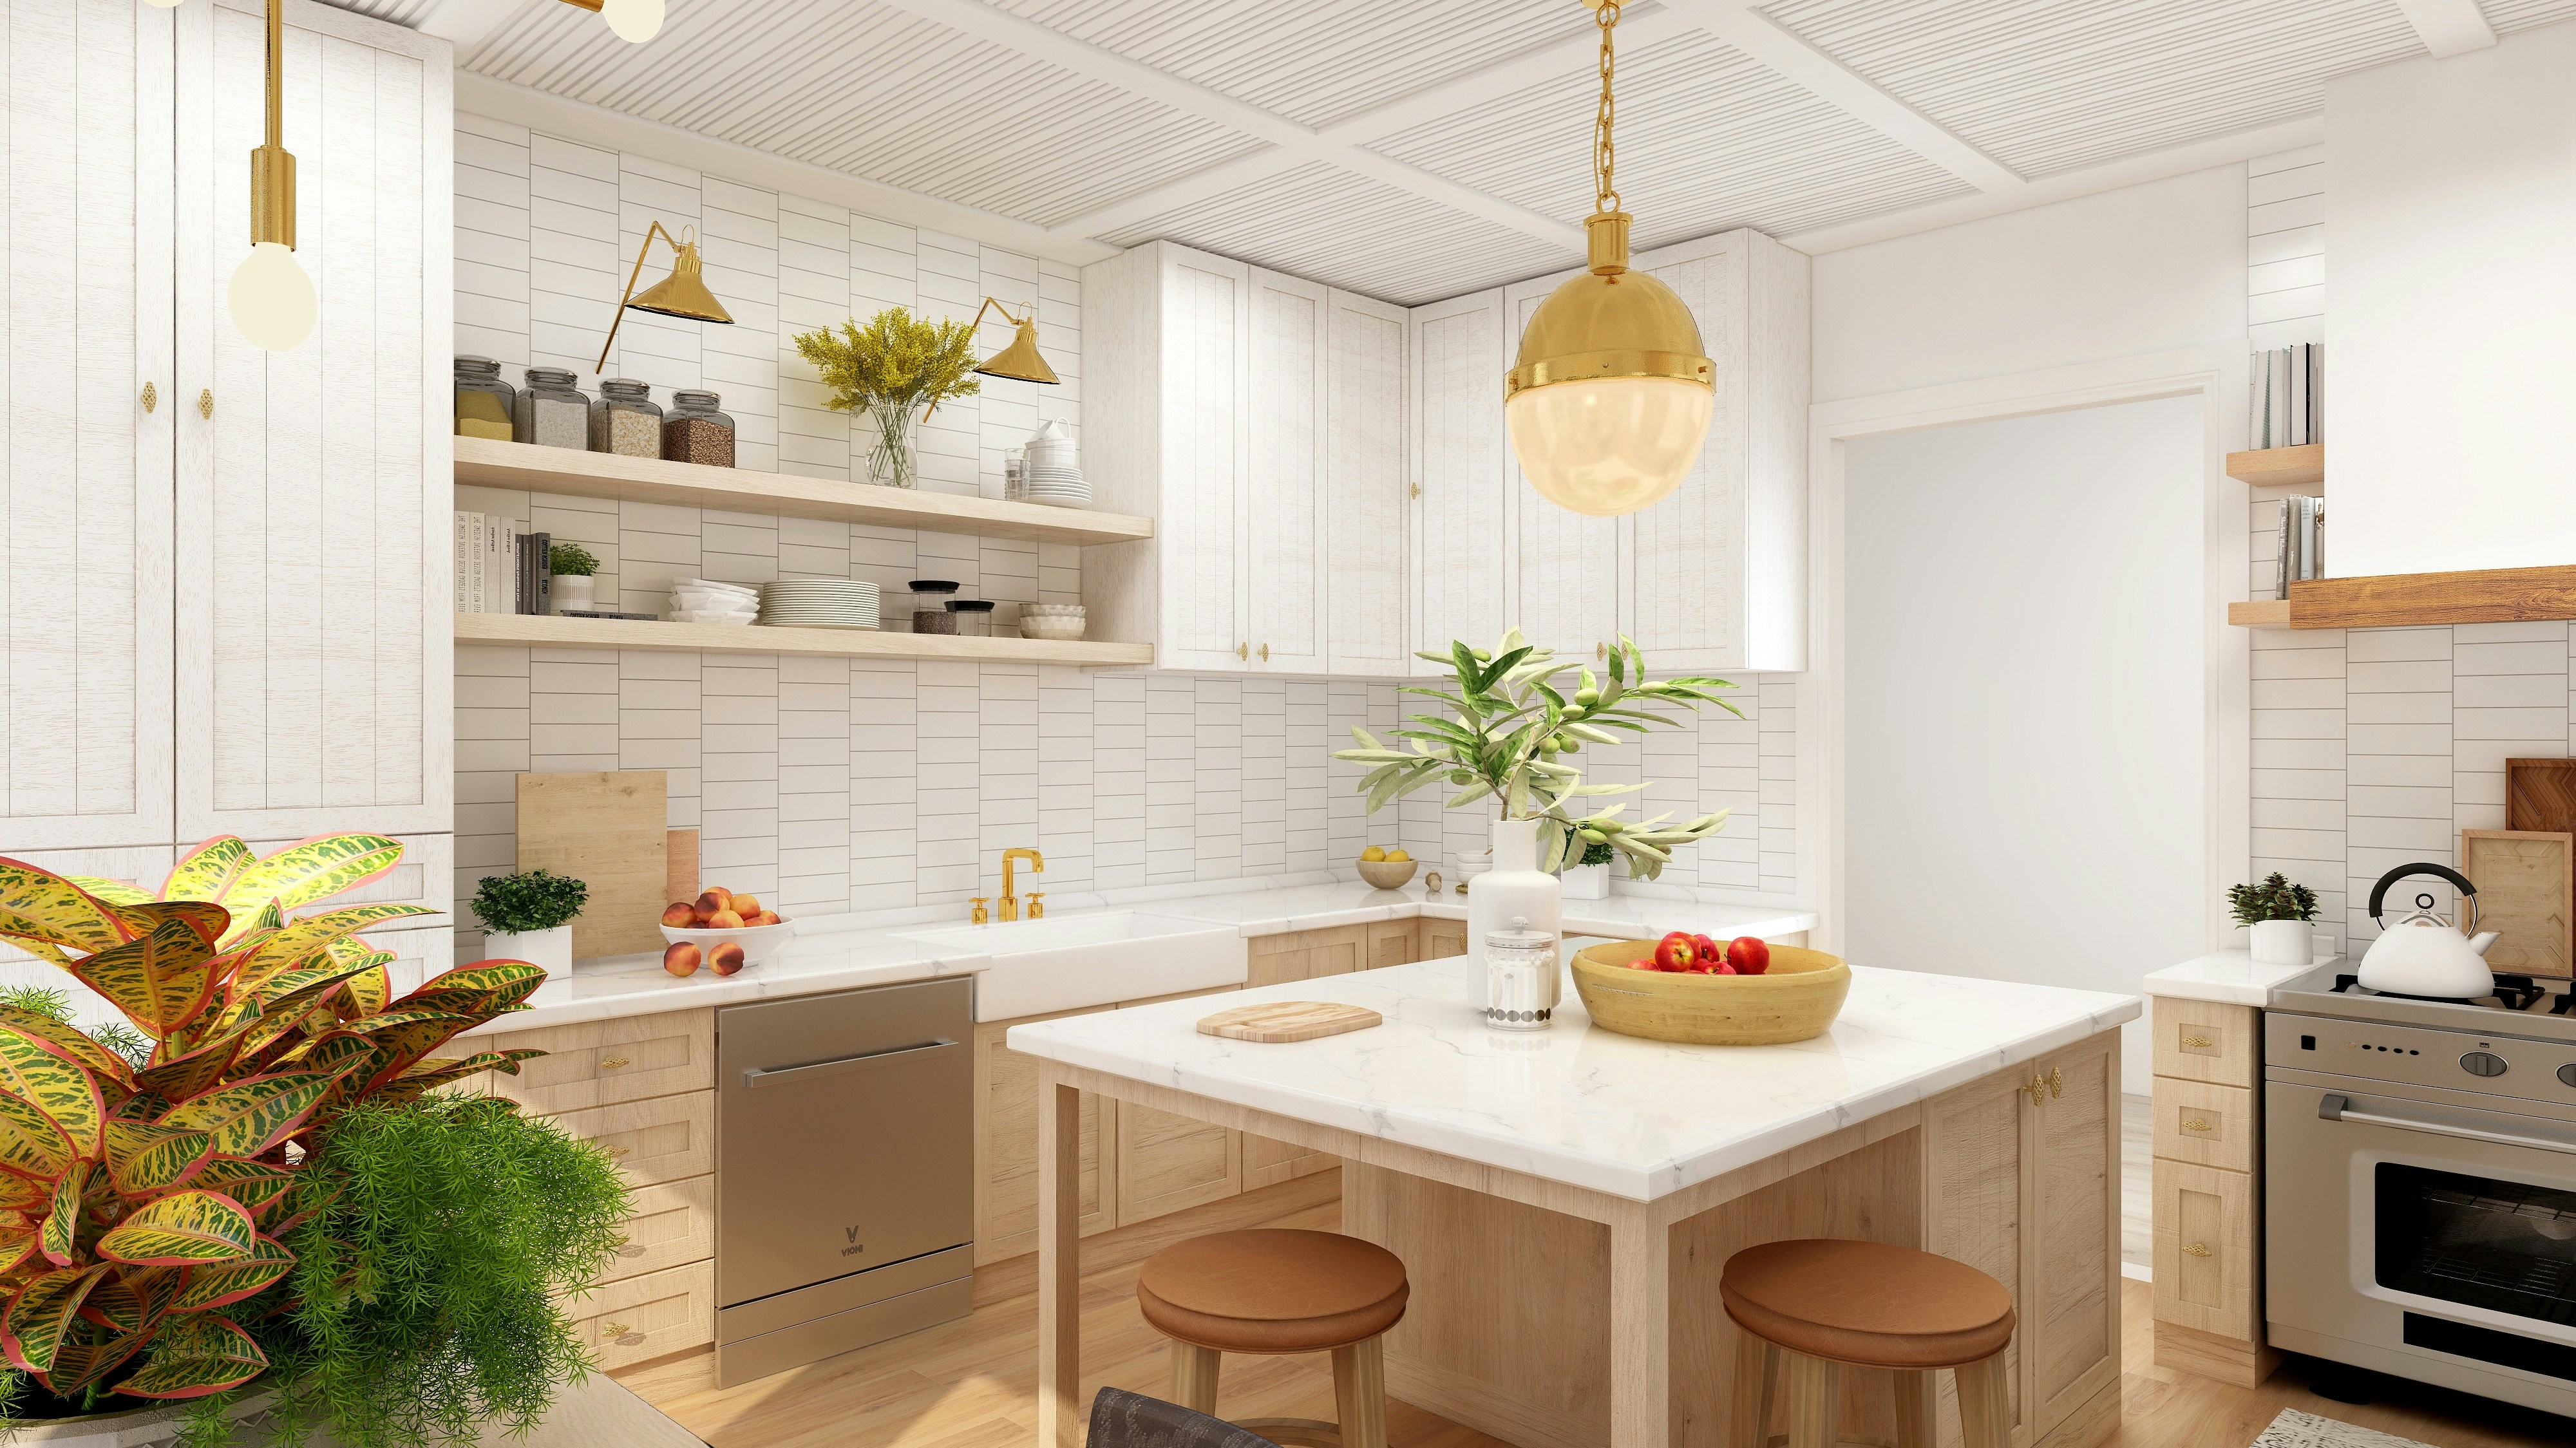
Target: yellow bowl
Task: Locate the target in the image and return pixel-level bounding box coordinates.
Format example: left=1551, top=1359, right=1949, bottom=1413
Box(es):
left=1354, top=858, right=1418, bottom=889
left=1569, top=939, right=1850, bottom=1046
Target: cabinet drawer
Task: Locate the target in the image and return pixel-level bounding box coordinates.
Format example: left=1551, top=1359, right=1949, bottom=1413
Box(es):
left=565, top=1260, right=713, bottom=1371
left=551, top=1091, right=714, bottom=1187
left=2153, top=1078, right=2257, bottom=1172
left=1422, top=919, right=1468, bottom=961
left=1366, top=919, right=1419, bottom=970
left=2151, top=999, right=2259, bottom=1087
left=601, top=1174, right=714, bottom=1286
left=478, top=1010, right=714, bottom=1114
left=2152, top=1160, right=2259, bottom=1342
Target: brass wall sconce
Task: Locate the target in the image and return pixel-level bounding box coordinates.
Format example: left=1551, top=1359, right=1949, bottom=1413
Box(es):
left=594, top=221, right=734, bottom=373
left=968, top=297, right=1060, bottom=386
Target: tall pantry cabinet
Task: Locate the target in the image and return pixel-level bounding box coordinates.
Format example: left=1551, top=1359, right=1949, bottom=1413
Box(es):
left=0, top=0, right=451, bottom=948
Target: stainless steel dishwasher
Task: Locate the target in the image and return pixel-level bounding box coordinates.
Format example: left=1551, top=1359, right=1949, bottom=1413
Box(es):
left=715, top=976, right=972, bottom=1387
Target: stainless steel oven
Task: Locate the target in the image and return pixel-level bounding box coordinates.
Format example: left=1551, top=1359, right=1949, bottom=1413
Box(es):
left=2267, top=1010, right=2576, bottom=1416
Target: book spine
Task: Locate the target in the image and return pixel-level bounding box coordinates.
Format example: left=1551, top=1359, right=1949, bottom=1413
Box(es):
left=2277, top=498, right=2293, bottom=599
left=452, top=513, right=470, bottom=615
left=484, top=516, right=500, bottom=615
left=534, top=532, right=552, bottom=617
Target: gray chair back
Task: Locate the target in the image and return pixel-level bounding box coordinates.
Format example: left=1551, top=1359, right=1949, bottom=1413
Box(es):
left=1085, top=1388, right=1283, bottom=1448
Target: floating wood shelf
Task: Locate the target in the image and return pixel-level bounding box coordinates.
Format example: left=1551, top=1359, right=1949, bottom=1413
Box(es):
left=453, top=437, right=1154, bottom=547
left=2225, top=444, right=2324, bottom=489
left=2230, top=564, right=2576, bottom=630
left=453, top=611, right=1155, bottom=666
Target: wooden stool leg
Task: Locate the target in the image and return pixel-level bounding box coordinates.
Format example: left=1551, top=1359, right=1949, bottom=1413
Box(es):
left=1783, top=1350, right=1839, bottom=1448
left=1171, top=1341, right=1222, bottom=1415
left=1892, top=1369, right=1928, bottom=1448
left=1332, top=1337, right=1389, bottom=1448
left=1728, top=1331, right=1779, bottom=1448
left=1954, top=1351, right=2009, bottom=1448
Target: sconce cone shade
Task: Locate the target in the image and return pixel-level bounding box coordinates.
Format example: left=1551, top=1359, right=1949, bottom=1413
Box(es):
left=974, top=314, right=1060, bottom=386
left=1505, top=213, right=1714, bottom=516
left=628, top=241, right=732, bottom=324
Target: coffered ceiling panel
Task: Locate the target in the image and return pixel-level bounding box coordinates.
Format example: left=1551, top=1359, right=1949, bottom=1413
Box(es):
left=985, top=0, right=1624, bottom=130
left=1101, top=161, right=1576, bottom=305
left=1758, top=0, right=2424, bottom=179
left=1368, top=28, right=1972, bottom=251
left=461, top=0, right=1266, bottom=228
left=2480, top=0, right=2576, bottom=32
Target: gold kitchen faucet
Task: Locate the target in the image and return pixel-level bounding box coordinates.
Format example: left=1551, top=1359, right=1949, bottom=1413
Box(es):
left=998, top=847, right=1044, bottom=921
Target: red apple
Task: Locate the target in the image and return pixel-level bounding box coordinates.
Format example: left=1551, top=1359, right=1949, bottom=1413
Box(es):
left=708, top=941, right=747, bottom=975
left=661, top=901, right=697, bottom=928
left=1653, top=932, right=1698, bottom=972
left=1727, top=936, right=1770, bottom=975
left=662, top=941, right=701, bottom=977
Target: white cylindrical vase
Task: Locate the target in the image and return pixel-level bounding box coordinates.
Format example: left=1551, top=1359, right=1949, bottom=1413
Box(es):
left=1467, top=818, right=1560, bottom=1001
left=2248, top=919, right=2313, bottom=966
left=482, top=923, right=573, bottom=976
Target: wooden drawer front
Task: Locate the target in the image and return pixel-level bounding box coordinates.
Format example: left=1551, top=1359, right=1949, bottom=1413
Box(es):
left=1244, top=1131, right=1336, bottom=1191
left=2154, top=1079, right=2256, bottom=1172
left=552, top=1091, right=714, bottom=1187
left=1119, top=1103, right=1241, bottom=1225
left=1248, top=925, right=1363, bottom=988
left=1367, top=919, right=1419, bottom=970
left=480, top=1010, right=714, bottom=1114
left=601, top=1175, right=714, bottom=1286
left=566, top=1260, right=713, bottom=1371
left=1423, top=919, right=1468, bottom=961
left=2151, top=999, right=2258, bottom=1087
left=2152, top=1160, right=2258, bottom=1342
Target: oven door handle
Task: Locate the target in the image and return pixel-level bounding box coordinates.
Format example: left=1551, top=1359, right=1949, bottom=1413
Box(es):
left=2318, top=1093, right=2576, bottom=1156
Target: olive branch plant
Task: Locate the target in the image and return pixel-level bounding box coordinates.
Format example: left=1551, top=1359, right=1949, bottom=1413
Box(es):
left=1332, top=629, right=1741, bottom=881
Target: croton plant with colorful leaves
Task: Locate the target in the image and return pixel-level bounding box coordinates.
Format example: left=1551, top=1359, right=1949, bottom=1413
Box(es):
left=0, top=834, right=545, bottom=1404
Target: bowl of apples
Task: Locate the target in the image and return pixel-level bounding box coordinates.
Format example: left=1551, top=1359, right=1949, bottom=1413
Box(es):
left=659, top=886, right=794, bottom=977
left=1354, top=846, right=1417, bottom=890
left=1569, top=932, right=1849, bottom=1046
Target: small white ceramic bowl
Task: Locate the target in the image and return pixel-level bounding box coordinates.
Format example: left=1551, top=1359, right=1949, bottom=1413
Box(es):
left=1021, top=619, right=1087, bottom=640
left=660, top=919, right=797, bottom=965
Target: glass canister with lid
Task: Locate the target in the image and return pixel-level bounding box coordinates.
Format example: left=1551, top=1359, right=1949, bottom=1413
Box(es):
left=663, top=390, right=735, bottom=467
left=515, top=367, right=589, bottom=451
left=453, top=357, right=514, bottom=440
left=1482, top=916, right=1561, bottom=1030
left=591, top=379, right=662, bottom=458
left=947, top=599, right=996, bottom=637
left=908, top=580, right=960, bottom=634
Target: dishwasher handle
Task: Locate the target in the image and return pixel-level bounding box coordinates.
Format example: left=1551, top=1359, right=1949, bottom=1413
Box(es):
left=742, top=1038, right=958, bottom=1089
left=2318, top=1093, right=2576, bottom=1157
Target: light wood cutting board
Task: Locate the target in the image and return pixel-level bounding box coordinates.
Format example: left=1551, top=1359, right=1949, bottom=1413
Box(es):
left=1197, top=1001, right=1383, bottom=1043
left=2506, top=758, right=2576, bottom=835
left=515, top=771, right=668, bottom=959
left=2459, top=828, right=2573, bottom=977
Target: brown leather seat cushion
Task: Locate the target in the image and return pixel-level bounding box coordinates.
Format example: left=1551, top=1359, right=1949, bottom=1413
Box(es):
left=1137, top=1229, right=1409, bottom=1355
left=1721, top=1239, right=2013, bottom=1369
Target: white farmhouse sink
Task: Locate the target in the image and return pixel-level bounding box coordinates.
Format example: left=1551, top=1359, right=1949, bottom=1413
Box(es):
left=898, top=911, right=1248, bottom=1022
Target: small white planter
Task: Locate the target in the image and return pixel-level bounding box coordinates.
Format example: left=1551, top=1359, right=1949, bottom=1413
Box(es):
left=552, top=574, right=597, bottom=614
left=2248, top=918, right=2315, bottom=967
left=1560, top=861, right=1610, bottom=900
left=482, top=922, right=574, bottom=975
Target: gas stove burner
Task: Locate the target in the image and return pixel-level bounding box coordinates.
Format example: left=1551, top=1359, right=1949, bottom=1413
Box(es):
left=2329, top=972, right=2553, bottom=1010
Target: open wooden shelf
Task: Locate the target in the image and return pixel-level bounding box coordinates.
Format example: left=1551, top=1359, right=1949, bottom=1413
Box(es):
left=453, top=437, right=1154, bottom=548
left=2226, top=444, right=2324, bottom=489
left=2230, top=564, right=2576, bottom=630
left=453, top=611, right=1155, bottom=666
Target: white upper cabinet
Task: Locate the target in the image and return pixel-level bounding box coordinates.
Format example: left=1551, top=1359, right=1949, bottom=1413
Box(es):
left=1323, top=290, right=1410, bottom=677
left=1502, top=270, right=1616, bottom=664
left=1249, top=268, right=1329, bottom=673
left=175, top=0, right=451, bottom=839
left=1408, top=290, right=1508, bottom=675
left=0, top=0, right=176, bottom=850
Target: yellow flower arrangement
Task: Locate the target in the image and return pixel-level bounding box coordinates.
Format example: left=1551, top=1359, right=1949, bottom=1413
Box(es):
left=792, top=306, right=981, bottom=417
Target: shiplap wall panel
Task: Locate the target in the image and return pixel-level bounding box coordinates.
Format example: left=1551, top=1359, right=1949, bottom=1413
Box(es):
left=1249, top=268, right=1327, bottom=672
left=1501, top=274, right=1616, bottom=660
left=1408, top=290, right=1507, bottom=674
left=1323, top=289, right=1410, bottom=675
left=0, top=0, right=176, bottom=849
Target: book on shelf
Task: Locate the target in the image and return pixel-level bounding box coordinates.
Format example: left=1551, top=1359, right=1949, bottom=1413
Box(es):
left=2249, top=343, right=2325, bottom=450
left=2276, top=495, right=2325, bottom=599
left=451, top=512, right=558, bottom=616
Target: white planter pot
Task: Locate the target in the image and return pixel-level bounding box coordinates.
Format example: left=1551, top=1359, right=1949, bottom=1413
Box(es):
left=1560, top=861, right=1610, bottom=900
left=1466, top=819, right=1561, bottom=1006
left=483, top=922, right=574, bottom=975
left=2248, top=918, right=2314, bottom=967
left=552, top=575, right=596, bottom=614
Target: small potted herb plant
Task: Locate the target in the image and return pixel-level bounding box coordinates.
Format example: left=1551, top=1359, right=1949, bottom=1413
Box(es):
left=2229, top=871, right=2322, bottom=966
left=1561, top=836, right=1615, bottom=900
left=547, top=542, right=600, bottom=614
left=473, top=868, right=590, bottom=975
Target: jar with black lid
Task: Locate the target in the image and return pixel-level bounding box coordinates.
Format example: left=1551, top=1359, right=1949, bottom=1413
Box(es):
left=948, top=599, right=996, bottom=637
left=909, top=580, right=960, bottom=634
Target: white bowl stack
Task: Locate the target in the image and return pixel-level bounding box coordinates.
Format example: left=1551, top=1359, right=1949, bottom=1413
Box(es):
left=1019, top=603, right=1086, bottom=641
left=1022, top=417, right=1090, bottom=508
left=669, top=578, right=758, bottom=625
left=757, top=579, right=880, bottom=630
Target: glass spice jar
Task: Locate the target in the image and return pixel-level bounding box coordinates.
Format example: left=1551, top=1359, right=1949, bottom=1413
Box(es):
left=663, top=390, right=735, bottom=468
left=591, top=379, right=662, bottom=458
left=453, top=357, right=514, bottom=440
left=948, top=599, right=996, bottom=637
left=909, top=579, right=960, bottom=634
left=515, top=366, right=589, bottom=451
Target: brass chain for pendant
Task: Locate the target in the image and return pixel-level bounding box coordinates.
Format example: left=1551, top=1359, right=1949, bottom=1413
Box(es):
left=1593, top=0, right=1620, bottom=215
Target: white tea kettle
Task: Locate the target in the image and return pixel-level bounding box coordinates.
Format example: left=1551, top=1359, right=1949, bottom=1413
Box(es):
left=2358, top=862, right=2502, bottom=999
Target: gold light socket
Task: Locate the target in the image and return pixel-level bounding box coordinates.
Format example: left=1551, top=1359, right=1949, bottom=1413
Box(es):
left=250, top=144, right=295, bottom=250
left=1585, top=211, right=1630, bottom=274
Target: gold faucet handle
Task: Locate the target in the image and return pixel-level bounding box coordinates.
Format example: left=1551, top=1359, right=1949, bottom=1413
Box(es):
left=970, top=897, right=991, bottom=925
left=1027, top=892, right=1045, bottom=919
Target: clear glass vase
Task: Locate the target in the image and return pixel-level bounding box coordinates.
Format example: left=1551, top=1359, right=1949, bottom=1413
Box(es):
left=866, top=400, right=925, bottom=489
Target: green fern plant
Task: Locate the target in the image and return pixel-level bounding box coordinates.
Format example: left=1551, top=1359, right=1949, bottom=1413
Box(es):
left=2228, top=872, right=2320, bottom=925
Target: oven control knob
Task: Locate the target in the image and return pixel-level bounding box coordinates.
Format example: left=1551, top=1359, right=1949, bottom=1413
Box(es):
left=2460, top=1051, right=2508, bottom=1078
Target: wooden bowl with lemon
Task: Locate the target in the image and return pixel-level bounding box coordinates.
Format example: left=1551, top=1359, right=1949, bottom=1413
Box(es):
left=1355, top=847, right=1417, bottom=889
left=1570, top=938, right=1851, bottom=1046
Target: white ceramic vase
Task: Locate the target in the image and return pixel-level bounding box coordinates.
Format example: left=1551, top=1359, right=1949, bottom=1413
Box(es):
left=1560, top=860, right=1610, bottom=901
left=552, top=574, right=596, bottom=614
left=484, top=922, right=574, bottom=975
left=2249, top=918, right=2314, bottom=967
left=1467, top=818, right=1561, bottom=993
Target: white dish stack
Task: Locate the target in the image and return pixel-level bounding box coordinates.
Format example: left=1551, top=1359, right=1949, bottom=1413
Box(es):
left=1019, top=603, right=1086, bottom=641
left=1021, top=417, right=1089, bottom=508
left=757, top=579, right=880, bottom=630
left=670, top=579, right=758, bottom=625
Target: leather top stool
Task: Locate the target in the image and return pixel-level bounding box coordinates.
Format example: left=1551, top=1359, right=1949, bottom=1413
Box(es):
left=1136, top=1228, right=1409, bottom=1448
left=1721, top=1239, right=2016, bottom=1448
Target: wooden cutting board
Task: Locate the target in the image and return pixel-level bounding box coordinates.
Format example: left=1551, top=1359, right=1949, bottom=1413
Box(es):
left=2506, top=758, right=2576, bottom=834
left=2459, top=828, right=2573, bottom=977
left=1197, top=1001, right=1383, bottom=1043
left=515, top=771, right=668, bottom=959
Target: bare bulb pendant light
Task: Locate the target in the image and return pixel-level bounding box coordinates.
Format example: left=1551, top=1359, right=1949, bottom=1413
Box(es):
left=229, top=0, right=316, bottom=352
left=1504, top=0, right=1713, bottom=518
left=557, top=0, right=665, bottom=44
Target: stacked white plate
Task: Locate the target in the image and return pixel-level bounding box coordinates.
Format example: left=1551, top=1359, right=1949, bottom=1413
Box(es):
left=670, top=579, right=757, bottom=626
left=758, top=579, right=880, bottom=630
left=1023, top=418, right=1090, bottom=508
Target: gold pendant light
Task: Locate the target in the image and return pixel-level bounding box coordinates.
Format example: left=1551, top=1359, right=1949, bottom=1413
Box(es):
left=227, top=0, right=316, bottom=352
left=967, top=296, right=1061, bottom=386
left=594, top=221, right=734, bottom=373
left=1505, top=0, right=1714, bottom=518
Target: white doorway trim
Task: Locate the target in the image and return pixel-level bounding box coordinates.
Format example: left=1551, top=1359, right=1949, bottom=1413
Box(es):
left=1802, top=344, right=2253, bottom=956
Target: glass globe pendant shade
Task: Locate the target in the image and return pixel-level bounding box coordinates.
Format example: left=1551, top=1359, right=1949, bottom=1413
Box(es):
left=1506, top=376, right=1713, bottom=517
left=602, top=0, right=664, bottom=42
left=229, top=241, right=316, bottom=352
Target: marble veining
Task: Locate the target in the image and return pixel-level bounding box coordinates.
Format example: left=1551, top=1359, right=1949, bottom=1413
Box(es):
left=1009, top=957, right=2140, bottom=1201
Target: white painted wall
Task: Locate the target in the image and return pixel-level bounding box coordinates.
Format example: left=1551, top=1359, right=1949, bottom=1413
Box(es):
left=1843, top=397, right=2208, bottom=1096
left=2326, top=21, right=2576, bottom=578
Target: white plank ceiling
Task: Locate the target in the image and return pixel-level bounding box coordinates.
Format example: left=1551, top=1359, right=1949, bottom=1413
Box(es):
left=345, top=0, right=2555, bottom=303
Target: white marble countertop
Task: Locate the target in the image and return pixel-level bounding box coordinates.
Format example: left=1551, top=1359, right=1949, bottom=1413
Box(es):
left=1007, top=956, right=2139, bottom=1202
left=1142, top=879, right=1817, bottom=943
left=457, top=931, right=992, bottom=1036
left=2142, top=947, right=2325, bottom=1006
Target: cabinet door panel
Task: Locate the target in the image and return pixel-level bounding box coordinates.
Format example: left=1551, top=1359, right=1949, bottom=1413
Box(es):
left=974, top=1012, right=1115, bottom=1265
left=1502, top=274, right=1615, bottom=661
left=1119, top=1102, right=1240, bottom=1225
left=1325, top=289, right=1410, bottom=676
left=1924, top=1072, right=2023, bottom=1448
left=1158, top=248, right=1250, bottom=671
left=1249, top=268, right=1327, bottom=672
left=1626, top=238, right=1747, bottom=670
left=2025, top=1035, right=2118, bottom=1436
left=2152, top=1160, right=2257, bottom=1342
left=0, top=0, right=176, bottom=850
left=1410, top=291, right=1505, bottom=672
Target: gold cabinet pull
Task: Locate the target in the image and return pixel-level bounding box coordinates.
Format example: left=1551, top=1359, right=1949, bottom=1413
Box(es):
left=605, top=1144, right=630, bottom=1159
left=196, top=388, right=213, bottom=419
left=1259, top=643, right=1269, bottom=662
left=599, top=1055, right=631, bottom=1069
left=1410, top=482, right=1421, bottom=499
left=601, top=1321, right=630, bottom=1338
left=141, top=382, right=158, bottom=413
left=2181, top=1033, right=2212, bottom=1049
left=2046, top=1067, right=2064, bottom=1099
left=2181, top=1116, right=2213, bottom=1133
left=1236, top=643, right=1249, bottom=661
left=2182, top=1243, right=2213, bottom=1259
left=2023, top=1073, right=2049, bottom=1106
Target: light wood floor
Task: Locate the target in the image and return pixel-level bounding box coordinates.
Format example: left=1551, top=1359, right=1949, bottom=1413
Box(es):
left=620, top=1171, right=2574, bottom=1448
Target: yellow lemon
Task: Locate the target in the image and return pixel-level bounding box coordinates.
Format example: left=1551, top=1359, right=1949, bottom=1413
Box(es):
left=1360, top=846, right=1387, bottom=862
left=1384, top=849, right=1410, bottom=863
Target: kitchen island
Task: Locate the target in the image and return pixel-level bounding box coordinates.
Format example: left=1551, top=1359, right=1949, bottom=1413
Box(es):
left=1010, top=955, right=2139, bottom=1448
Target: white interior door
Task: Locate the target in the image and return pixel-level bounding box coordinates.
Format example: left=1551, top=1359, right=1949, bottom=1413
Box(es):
left=0, top=0, right=176, bottom=851
left=1247, top=267, right=1327, bottom=673
left=1156, top=245, right=1250, bottom=672
left=1409, top=289, right=1506, bottom=672
left=1502, top=271, right=1615, bottom=662
left=1324, top=288, right=1408, bottom=677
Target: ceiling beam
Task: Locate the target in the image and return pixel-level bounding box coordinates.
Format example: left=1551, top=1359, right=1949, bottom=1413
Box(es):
left=2391, top=0, right=2497, bottom=57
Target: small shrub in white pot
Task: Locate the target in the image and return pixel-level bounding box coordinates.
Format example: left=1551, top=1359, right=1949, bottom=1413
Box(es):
left=473, top=868, right=589, bottom=974
left=2229, top=872, right=2321, bottom=966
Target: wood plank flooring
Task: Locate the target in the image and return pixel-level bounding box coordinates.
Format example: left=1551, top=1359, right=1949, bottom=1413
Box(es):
left=619, top=1169, right=2574, bottom=1448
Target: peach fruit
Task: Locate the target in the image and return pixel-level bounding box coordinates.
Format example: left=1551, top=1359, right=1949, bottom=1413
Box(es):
left=748, top=910, right=782, bottom=926
left=694, top=889, right=730, bottom=919
left=730, top=893, right=761, bottom=917
left=662, top=941, right=701, bottom=976
left=708, top=941, right=747, bottom=975
left=661, top=901, right=697, bottom=927
left=706, top=908, right=745, bottom=930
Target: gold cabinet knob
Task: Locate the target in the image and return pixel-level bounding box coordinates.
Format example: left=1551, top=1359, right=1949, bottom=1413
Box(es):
left=2181, top=1034, right=2212, bottom=1049
left=2023, top=1074, right=2046, bottom=1106
left=2181, top=1116, right=2213, bottom=1133
left=2182, top=1243, right=2213, bottom=1259
left=1410, top=482, right=1421, bottom=499
left=601, top=1321, right=630, bottom=1338
left=1259, top=643, right=1269, bottom=662
left=196, top=388, right=213, bottom=419
left=1236, top=643, right=1249, bottom=661
left=2046, top=1067, right=2064, bottom=1098
left=142, top=382, right=158, bottom=413
left=599, top=1055, right=631, bottom=1070
left=605, top=1144, right=630, bottom=1160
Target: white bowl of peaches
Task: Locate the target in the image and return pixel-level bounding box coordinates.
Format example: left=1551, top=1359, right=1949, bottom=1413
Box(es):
left=659, top=886, right=795, bottom=977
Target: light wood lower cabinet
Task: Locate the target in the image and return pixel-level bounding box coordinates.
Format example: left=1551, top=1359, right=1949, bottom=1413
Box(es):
left=2146, top=995, right=2274, bottom=1388
left=1423, top=918, right=1468, bottom=959
left=549, top=1090, right=714, bottom=1187
left=475, top=1008, right=714, bottom=1114
left=974, top=1008, right=1119, bottom=1265
left=602, top=1175, right=715, bottom=1286
left=564, top=1260, right=715, bottom=1371
left=1118, top=1102, right=1244, bottom=1224
left=2152, top=1160, right=2259, bottom=1342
